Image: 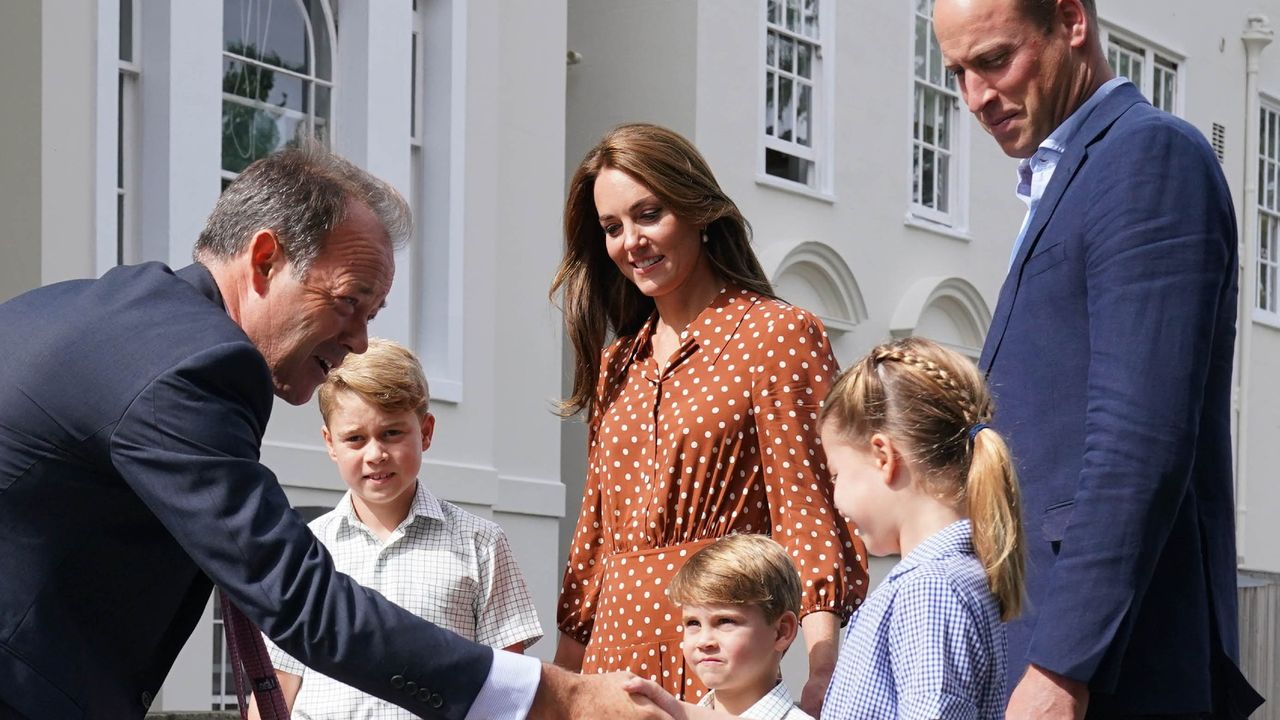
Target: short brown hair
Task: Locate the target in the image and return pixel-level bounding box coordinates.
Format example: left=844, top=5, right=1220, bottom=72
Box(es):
left=1018, top=0, right=1097, bottom=33
left=668, top=534, right=802, bottom=623
left=318, top=338, right=430, bottom=424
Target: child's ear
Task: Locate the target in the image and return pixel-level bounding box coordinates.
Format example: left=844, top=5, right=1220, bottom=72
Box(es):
left=321, top=424, right=338, bottom=461
left=773, top=610, right=799, bottom=652
left=868, top=432, right=898, bottom=486
left=420, top=413, right=436, bottom=452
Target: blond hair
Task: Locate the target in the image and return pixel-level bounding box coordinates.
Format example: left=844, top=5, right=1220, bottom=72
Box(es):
left=667, top=534, right=802, bottom=623
left=550, top=123, right=775, bottom=418
left=820, top=337, right=1025, bottom=621
left=318, top=338, right=430, bottom=424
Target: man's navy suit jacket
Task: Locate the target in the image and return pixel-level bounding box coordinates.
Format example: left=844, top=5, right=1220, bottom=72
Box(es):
left=0, top=263, right=492, bottom=719
left=981, top=82, right=1263, bottom=716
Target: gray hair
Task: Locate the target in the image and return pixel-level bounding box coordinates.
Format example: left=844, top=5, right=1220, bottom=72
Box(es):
left=194, top=139, right=411, bottom=276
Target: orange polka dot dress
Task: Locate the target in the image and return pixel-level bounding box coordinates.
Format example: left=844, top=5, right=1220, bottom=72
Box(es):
left=557, top=286, right=869, bottom=701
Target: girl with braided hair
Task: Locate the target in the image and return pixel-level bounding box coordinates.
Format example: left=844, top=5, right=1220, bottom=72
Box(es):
left=818, top=336, right=1024, bottom=718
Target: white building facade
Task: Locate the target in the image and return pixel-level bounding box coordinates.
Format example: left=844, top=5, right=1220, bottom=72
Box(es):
left=0, top=0, right=1277, bottom=711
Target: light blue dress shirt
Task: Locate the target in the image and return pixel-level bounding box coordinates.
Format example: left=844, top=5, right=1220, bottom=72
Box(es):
left=1009, top=77, right=1132, bottom=265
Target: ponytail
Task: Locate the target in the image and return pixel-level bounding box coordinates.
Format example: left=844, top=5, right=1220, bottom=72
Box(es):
left=966, top=427, right=1025, bottom=621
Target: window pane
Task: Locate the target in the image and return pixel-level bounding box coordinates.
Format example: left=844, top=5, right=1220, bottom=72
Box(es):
left=937, top=94, right=951, bottom=150
left=223, top=57, right=307, bottom=114
left=312, top=85, right=332, bottom=143
left=797, top=42, right=812, bottom=79
left=921, top=147, right=936, bottom=208
left=797, top=83, right=812, bottom=147
left=780, top=36, right=794, bottom=73
left=937, top=153, right=950, bottom=213
left=224, top=0, right=310, bottom=72
left=119, top=0, right=133, bottom=62
left=766, top=148, right=813, bottom=185
left=913, top=144, right=922, bottom=204
left=802, top=0, right=819, bottom=38
left=768, top=0, right=780, bottom=25
left=305, top=0, right=332, bottom=81
left=915, top=0, right=930, bottom=15
left=1131, top=58, right=1143, bottom=92
left=914, top=15, right=929, bottom=80
left=767, top=31, right=776, bottom=68
left=929, top=31, right=944, bottom=86
left=787, top=0, right=799, bottom=32
left=766, top=72, right=776, bottom=136
left=922, top=89, right=936, bottom=146
left=913, top=84, right=923, bottom=141
left=778, top=76, right=794, bottom=141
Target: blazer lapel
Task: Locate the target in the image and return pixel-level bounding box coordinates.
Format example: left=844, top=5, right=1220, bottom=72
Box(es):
left=979, top=84, right=1149, bottom=372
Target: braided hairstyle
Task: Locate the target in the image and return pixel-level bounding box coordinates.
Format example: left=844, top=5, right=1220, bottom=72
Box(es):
left=820, top=336, right=1025, bottom=620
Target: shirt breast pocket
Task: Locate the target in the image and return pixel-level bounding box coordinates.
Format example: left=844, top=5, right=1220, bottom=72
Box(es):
left=1022, top=241, right=1066, bottom=280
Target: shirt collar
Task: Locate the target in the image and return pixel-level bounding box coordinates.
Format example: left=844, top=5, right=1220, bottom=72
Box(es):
left=339, top=479, right=445, bottom=535
left=885, top=519, right=975, bottom=582
left=697, top=681, right=798, bottom=720
left=1016, top=78, right=1130, bottom=190
left=619, top=284, right=762, bottom=371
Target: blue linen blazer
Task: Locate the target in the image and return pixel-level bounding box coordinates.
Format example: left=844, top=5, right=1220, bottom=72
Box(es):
left=980, top=82, right=1263, bottom=717
left=0, top=263, right=491, bottom=719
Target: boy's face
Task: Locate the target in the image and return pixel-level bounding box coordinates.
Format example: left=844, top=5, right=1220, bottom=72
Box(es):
left=680, top=602, right=792, bottom=696
left=322, top=390, right=434, bottom=521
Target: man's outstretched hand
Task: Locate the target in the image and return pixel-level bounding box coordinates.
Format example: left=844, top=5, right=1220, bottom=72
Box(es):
left=529, top=665, right=674, bottom=720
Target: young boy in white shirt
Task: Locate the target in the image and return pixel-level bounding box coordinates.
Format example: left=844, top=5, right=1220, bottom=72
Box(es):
left=668, top=534, right=814, bottom=720
left=252, top=338, right=542, bottom=719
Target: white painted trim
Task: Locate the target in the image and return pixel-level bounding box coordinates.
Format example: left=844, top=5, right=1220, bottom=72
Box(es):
left=903, top=213, right=972, bottom=242
left=1100, top=20, right=1187, bottom=117
left=890, top=275, right=992, bottom=353
left=755, top=173, right=836, bottom=202
left=757, top=0, right=834, bottom=194
left=763, top=239, right=869, bottom=327
left=94, top=0, right=120, bottom=276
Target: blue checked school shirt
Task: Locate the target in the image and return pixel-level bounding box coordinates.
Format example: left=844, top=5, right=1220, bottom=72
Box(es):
left=821, top=520, right=1007, bottom=719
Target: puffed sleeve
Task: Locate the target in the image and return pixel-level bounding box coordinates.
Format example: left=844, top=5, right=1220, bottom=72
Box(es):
left=752, top=306, right=868, bottom=620
left=555, top=343, right=622, bottom=643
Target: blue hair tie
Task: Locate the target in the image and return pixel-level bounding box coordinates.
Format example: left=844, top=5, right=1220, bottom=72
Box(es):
left=967, top=422, right=989, bottom=441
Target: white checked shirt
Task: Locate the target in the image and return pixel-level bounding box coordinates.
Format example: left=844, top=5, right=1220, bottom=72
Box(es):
left=821, top=520, right=1006, bottom=720
left=698, top=681, right=814, bottom=720
left=265, top=481, right=543, bottom=720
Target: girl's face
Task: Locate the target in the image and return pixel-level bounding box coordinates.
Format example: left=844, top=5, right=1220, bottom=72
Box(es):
left=593, top=166, right=711, bottom=303
left=820, top=423, right=901, bottom=557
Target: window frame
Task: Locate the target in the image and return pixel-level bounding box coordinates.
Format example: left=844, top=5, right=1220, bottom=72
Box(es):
left=117, top=0, right=141, bottom=266
left=219, top=0, right=338, bottom=184
left=905, top=0, right=970, bottom=234
left=1101, top=23, right=1184, bottom=116
left=1256, top=98, right=1280, bottom=324
left=757, top=0, right=835, bottom=198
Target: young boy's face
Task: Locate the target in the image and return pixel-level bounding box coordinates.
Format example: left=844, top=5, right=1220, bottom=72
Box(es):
left=680, top=602, right=791, bottom=696
left=322, top=390, right=434, bottom=520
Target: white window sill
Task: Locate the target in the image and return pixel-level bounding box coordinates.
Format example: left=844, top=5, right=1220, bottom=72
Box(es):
left=755, top=174, right=836, bottom=203
left=1252, top=309, right=1280, bottom=331
left=903, top=213, right=971, bottom=243
left=430, top=377, right=464, bottom=405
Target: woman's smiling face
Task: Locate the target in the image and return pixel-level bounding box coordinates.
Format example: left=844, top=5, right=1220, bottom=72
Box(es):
left=594, top=166, right=706, bottom=300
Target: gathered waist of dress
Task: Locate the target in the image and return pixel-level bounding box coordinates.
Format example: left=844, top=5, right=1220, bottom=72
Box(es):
left=604, top=537, right=719, bottom=566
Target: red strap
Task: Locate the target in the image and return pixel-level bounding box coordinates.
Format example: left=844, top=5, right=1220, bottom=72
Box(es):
left=220, top=591, right=290, bottom=720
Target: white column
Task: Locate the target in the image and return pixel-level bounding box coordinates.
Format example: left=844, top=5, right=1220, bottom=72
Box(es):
left=138, top=0, right=223, bottom=270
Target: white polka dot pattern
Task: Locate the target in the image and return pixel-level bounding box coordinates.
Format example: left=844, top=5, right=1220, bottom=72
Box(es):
left=556, top=286, right=869, bottom=700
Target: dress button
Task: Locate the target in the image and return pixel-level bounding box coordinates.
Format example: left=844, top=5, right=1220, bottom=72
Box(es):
left=416, top=688, right=431, bottom=702
left=140, top=690, right=154, bottom=709
left=391, top=675, right=406, bottom=689
left=429, top=692, right=444, bottom=709
left=405, top=681, right=418, bottom=694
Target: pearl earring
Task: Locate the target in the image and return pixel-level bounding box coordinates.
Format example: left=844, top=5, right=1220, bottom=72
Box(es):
left=701, top=230, right=709, bottom=244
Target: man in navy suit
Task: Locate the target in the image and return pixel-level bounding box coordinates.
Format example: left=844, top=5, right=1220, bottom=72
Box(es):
left=934, top=0, right=1264, bottom=717
left=0, top=144, right=666, bottom=720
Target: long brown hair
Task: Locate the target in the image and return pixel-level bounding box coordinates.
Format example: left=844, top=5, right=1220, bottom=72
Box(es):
left=550, top=123, right=775, bottom=417
left=820, top=337, right=1026, bottom=621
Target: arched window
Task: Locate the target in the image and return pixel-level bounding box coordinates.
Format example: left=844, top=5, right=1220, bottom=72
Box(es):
left=221, top=0, right=336, bottom=182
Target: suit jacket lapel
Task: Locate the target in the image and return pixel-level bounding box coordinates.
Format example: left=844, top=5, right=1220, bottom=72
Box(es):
left=979, top=84, right=1149, bottom=372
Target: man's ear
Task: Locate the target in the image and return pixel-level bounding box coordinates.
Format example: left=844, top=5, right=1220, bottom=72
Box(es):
left=247, top=229, right=284, bottom=296
left=1058, top=0, right=1091, bottom=49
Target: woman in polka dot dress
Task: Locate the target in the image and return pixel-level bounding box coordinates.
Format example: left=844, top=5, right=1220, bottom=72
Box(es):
left=549, top=123, right=868, bottom=714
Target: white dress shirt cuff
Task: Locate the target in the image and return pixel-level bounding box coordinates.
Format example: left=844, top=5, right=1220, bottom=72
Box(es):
left=464, top=649, right=542, bottom=720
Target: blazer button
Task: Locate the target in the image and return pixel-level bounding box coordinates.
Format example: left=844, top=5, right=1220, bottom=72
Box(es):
left=405, top=681, right=418, bottom=694
left=391, top=675, right=406, bottom=689
left=428, top=692, right=444, bottom=709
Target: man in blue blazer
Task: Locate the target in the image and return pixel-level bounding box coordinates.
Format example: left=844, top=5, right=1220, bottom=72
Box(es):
left=935, top=0, right=1264, bottom=717
left=0, top=145, right=665, bottom=720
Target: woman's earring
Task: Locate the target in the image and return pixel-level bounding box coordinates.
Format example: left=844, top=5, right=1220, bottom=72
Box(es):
left=701, top=230, right=709, bottom=244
